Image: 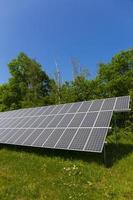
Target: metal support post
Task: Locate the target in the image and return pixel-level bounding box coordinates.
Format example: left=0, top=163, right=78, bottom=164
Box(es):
left=114, top=114, right=118, bottom=145
left=103, top=141, right=107, bottom=166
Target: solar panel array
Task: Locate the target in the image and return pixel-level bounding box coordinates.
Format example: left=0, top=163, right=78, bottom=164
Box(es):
left=0, top=96, right=130, bottom=153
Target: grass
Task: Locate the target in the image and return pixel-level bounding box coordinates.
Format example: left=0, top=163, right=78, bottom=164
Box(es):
left=0, top=129, right=133, bottom=200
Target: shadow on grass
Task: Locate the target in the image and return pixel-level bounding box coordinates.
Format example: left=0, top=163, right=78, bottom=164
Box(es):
left=0, top=143, right=133, bottom=168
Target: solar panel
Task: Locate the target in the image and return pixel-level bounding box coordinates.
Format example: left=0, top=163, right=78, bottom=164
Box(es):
left=14, top=129, right=34, bottom=145
left=114, top=96, right=130, bottom=111
left=69, top=128, right=91, bottom=150
left=0, top=96, right=130, bottom=154
left=84, top=128, right=108, bottom=152
left=33, top=129, right=54, bottom=147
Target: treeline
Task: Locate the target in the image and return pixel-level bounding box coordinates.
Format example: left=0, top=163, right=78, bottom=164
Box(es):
left=0, top=50, right=133, bottom=117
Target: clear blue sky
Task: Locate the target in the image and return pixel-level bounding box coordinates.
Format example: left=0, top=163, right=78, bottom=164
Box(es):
left=0, top=0, right=133, bottom=83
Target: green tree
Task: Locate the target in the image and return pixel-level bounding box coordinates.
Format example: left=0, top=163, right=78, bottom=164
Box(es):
left=8, top=52, right=51, bottom=108
left=97, top=49, right=133, bottom=97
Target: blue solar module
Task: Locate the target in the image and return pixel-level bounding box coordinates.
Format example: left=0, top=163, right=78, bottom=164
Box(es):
left=0, top=96, right=130, bottom=153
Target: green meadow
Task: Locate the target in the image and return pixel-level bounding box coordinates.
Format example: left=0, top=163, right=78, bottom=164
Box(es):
left=0, top=129, right=133, bottom=200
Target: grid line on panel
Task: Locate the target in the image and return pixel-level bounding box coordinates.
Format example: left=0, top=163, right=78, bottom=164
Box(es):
left=83, top=99, right=105, bottom=151
left=0, top=127, right=111, bottom=130
left=22, top=104, right=66, bottom=146
left=113, top=97, right=117, bottom=110
left=53, top=102, right=85, bottom=148
left=41, top=103, right=76, bottom=147
left=67, top=101, right=94, bottom=149
left=0, top=109, right=115, bottom=120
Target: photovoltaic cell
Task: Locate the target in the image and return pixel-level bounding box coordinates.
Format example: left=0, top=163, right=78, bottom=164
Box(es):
left=22, top=117, right=38, bottom=128
left=14, top=129, right=34, bottom=145
left=0, top=118, right=15, bottom=128
left=0, top=128, right=5, bottom=134
left=89, top=99, right=103, bottom=111
left=48, top=115, right=64, bottom=127
left=33, top=129, right=53, bottom=147
left=68, top=113, right=86, bottom=127
left=57, top=114, right=74, bottom=127
left=58, top=104, right=72, bottom=114
left=34, top=107, right=46, bottom=116
left=95, top=111, right=113, bottom=127
left=21, top=109, right=34, bottom=117
left=41, top=106, right=55, bottom=115
left=69, top=128, right=91, bottom=150
left=55, top=128, right=77, bottom=149
left=9, top=118, right=25, bottom=128
left=114, top=96, right=130, bottom=111
left=84, top=128, right=108, bottom=152
left=23, top=129, right=44, bottom=146
left=81, top=112, right=98, bottom=127
left=39, top=115, right=55, bottom=128
left=50, top=105, right=64, bottom=114
left=43, top=129, right=65, bottom=148
left=30, top=116, right=47, bottom=128
left=0, top=129, right=7, bottom=139
left=15, top=109, right=28, bottom=118
left=28, top=108, right=38, bottom=116
left=6, top=129, right=25, bottom=144
left=16, top=117, right=31, bottom=128
left=68, top=102, right=82, bottom=113
left=0, top=129, right=18, bottom=143
left=78, top=101, right=92, bottom=112
left=101, top=98, right=116, bottom=110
